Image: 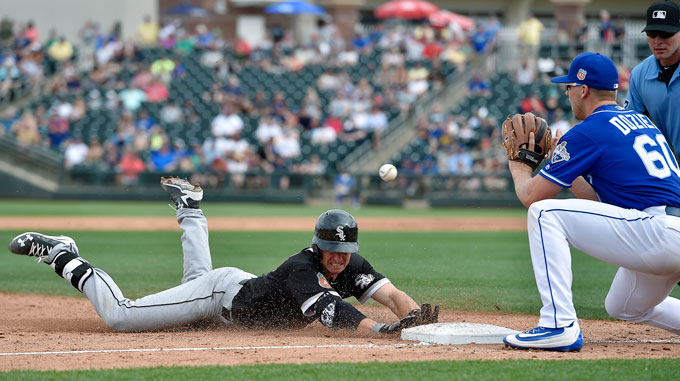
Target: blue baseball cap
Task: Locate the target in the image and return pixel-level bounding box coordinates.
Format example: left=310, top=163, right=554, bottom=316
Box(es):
left=551, top=52, right=619, bottom=91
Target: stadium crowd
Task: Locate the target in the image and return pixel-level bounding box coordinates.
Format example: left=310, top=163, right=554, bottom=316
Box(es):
left=0, top=9, right=633, bottom=196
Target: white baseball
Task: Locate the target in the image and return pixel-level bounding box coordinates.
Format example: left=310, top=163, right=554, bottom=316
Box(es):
left=379, top=164, right=398, bottom=181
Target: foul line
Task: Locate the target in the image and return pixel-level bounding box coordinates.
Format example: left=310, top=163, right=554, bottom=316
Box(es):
left=586, top=339, right=680, bottom=344
left=0, top=342, right=432, bottom=357
left=2, top=339, right=679, bottom=357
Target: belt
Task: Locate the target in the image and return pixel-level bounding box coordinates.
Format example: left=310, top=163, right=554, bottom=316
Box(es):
left=666, top=206, right=680, bottom=217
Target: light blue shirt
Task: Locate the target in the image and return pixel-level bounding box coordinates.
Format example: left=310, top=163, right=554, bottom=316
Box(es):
left=625, top=55, right=680, bottom=154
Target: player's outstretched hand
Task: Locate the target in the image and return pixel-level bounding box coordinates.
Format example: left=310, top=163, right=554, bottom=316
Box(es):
left=418, top=303, right=439, bottom=325
left=373, top=313, right=420, bottom=335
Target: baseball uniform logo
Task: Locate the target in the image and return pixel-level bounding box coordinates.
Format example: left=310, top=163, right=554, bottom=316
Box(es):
left=321, top=302, right=335, bottom=327
left=317, top=273, right=332, bottom=288
left=551, top=141, right=571, bottom=163
left=336, top=226, right=346, bottom=241
left=577, top=69, right=587, bottom=81
left=653, top=10, right=667, bottom=19
left=354, top=274, right=375, bottom=289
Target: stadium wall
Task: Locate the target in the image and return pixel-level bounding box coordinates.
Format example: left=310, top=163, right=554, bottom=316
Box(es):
left=0, top=0, right=157, bottom=43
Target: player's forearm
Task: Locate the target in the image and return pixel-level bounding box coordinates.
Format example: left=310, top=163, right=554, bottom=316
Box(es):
left=385, top=289, right=419, bottom=318
left=570, top=176, right=599, bottom=201
left=509, top=161, right=536, bottom=207
left=357, top=317, right=380, bottom=334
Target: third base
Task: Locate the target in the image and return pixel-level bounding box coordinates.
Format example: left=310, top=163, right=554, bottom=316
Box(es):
left=401, top=322, right=519, bottom=345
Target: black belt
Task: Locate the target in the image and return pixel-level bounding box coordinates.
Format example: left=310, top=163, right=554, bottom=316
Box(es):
left=666, top=206, right=680, bottom=217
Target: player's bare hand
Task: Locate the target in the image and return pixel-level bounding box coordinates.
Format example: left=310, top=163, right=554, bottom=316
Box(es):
left=549, top=129, right=564, bottom=159
left=527, top=131, right=536, bottom=152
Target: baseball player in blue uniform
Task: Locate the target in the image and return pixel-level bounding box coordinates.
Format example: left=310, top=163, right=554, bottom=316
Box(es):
left=504, top=52, right=680, bottom=351
left=8, top=177, right=438, bottom=334
left=625, top=1, right=680, bottom=154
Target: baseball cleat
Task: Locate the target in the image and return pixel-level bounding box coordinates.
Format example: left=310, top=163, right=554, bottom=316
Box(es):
left=503, top=321, right=583, bottom=352
left=161, top=176, right=203, bottom=210
left=8, top=232, right=78, bottom=263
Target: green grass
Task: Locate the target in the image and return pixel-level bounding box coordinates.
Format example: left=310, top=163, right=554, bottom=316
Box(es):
left=3, top=230, right=674, bottom=319
left=0, top=199, right=528, bottom=217
left=4, top=359, right=680, bottom=379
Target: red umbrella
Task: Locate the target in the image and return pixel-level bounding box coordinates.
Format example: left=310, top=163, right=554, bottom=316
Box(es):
left=375, top=0, right=439, bottom=20
left=428, top=10, right=475, bottom=30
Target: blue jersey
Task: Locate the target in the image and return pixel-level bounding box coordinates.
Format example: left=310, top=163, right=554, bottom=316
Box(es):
left=625, top=55, right=680, bottom=153
left=540, top=104, right=680, bottom=210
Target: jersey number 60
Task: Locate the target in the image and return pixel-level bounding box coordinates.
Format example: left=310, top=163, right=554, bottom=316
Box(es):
left=633, top=133, right=680, bottom=179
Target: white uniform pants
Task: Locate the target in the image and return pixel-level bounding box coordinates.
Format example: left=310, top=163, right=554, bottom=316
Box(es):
left=82, top=208, right=255, bottom=332
left=528, top=199, right=680, bottom=334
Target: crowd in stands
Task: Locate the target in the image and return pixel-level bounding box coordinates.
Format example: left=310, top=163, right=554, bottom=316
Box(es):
left=0, top=9, right=636, bottom=198
left=0, top=15, right=467, bottom=190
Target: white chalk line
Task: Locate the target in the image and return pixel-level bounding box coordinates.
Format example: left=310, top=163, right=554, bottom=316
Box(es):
left=587, top=339, right=680, bottom=344
left=1, top=339, right=678, bottom=357
left=0, top=342, right=432, bottom=357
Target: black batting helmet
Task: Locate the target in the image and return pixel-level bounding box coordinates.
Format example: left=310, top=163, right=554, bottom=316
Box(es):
left=312, top=209, right=359, bottom=253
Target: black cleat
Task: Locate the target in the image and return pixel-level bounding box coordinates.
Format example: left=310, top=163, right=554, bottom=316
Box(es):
left=160, top=176, right=203, bottom=210
left=9, top=232, right=77, bottom=263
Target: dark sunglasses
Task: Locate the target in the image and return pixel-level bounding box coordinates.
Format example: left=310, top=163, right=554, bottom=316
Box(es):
left=646, top=30, right=677, bottom=39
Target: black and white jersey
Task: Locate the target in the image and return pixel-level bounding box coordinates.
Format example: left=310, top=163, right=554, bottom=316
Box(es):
left=230, top=247, right=389, bottom=329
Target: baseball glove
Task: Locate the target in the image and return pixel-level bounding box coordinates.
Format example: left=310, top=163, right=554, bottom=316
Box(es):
left=373, top=313, right=419, bottom=335
left=417, top=303, right=439, bottom=325
left=502, top=112, right=552, bottom=170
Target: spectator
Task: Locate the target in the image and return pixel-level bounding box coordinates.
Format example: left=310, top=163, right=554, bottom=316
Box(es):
left=21, top=21, right=39, bottom=47
left=118, top=145, right=146, bottom=186
left=64, top=137, right=89, bottom=169
left=47, top=115, right=69, bottom=148
left=215, top=131, right=250, bottom=159
left=144, top=77, right=169, bottom=103
left=11, top=109, right=40, bottom=146
left=407, top=62, right=429, bottom=97
left=211, top=104, right=244, bottom=138
left=443, top=144, right=473, bottom=175
left=150, top=55, right=175, bottom=83
left=119, top=86, right=147, bottom=111
left=150, top=141, right=177, bottom=172
left=47, top=37, right=73, bottom=62
left=135, top=109, right=156, bottom=131
left=273, top=127, right=301, bottom=160
left=333, top=169, right=359, bottom=208
left=160, top=100, right=183, bottom=124
left=598, top=9, right=614, bottom=54
left=317, top=68, right=341, bottom=91
left=255, top=116, right=283, bottom=145
left=85, top=137, right=105, bottom=165
left=468, top=75, right=491, bottom=97
left=226, top=151, right=248, bottom=188
left=517, top=12, right=544, bottom=59
left=1, top=106, right=18, bottom=132
left=137, top=15, right=159, bottom=46
left=519, top=92, right=547, bottom=116
left=293, top=153, right=326, bottom=175
left=515, top=58, right=536, bottom=85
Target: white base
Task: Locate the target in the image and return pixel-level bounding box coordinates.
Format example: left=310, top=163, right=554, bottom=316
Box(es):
left=401, top=322, right=519, bottom=345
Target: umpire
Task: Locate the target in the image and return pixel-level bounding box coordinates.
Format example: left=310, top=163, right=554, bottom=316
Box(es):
left=9, top=177, right=438, bottom=335
left=625, top=1, right=680, bottom=157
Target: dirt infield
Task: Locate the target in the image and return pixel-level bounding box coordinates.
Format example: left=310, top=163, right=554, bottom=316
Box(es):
left=1, top=216, right=679, bottom=371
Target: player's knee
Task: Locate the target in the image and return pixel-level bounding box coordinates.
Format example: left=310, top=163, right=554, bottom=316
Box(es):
left=604, top=294, right=626, bottom=319
left=605, top=292, right=645, bottom=321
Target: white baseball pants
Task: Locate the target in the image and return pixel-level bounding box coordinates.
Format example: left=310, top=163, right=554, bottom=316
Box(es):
left=527, top=198, right=680, bottom=334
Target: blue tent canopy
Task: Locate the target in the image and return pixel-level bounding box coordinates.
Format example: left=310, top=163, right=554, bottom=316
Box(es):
left=264, top=0, right=327, bottom=15
left=163, top=2, right=210, bottom=17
